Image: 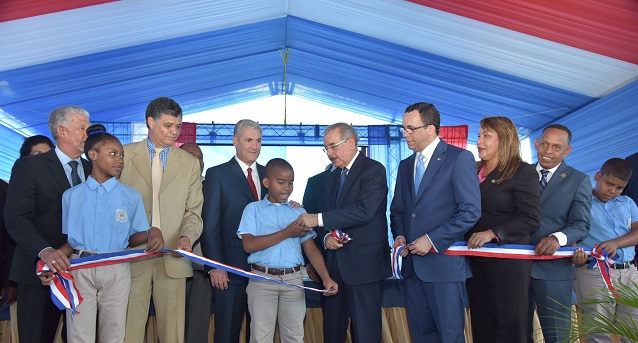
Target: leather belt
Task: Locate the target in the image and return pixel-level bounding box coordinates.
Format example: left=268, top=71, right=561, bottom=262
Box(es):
left=73, top=249, right=98, bottom=258
left=251, top=264, right=300, bottom=275
left=610, top=261, right=635, bottom=270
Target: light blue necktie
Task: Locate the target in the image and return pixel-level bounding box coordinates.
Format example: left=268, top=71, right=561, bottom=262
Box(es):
left=539, top=169, right=549, bottom=193
left=336, top=167, right=348, bottom=201
left=414, top=153, right=425, bottom=194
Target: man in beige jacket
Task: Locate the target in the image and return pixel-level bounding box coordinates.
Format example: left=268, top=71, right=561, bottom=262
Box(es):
left=120, top=97, right=203, bottom=343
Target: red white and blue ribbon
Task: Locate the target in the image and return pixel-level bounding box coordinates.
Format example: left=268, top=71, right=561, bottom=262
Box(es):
left=391, top=241, right=592, bottom=280
left=37, top=249, right=329, bottom=315
left=330, top=229, right=352, bottom=243
left=392, top=245, right=407, bottom=279
left=588, top=244, right=618, bottom=297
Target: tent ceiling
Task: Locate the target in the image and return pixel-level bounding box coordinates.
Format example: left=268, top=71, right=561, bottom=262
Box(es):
left=0, top=0, right=637, bottom=148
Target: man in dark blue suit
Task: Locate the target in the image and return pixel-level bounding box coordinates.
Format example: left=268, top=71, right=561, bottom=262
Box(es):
left=201, top=119, right=267, bottom=343
left=299, top=123, right=391, bottom=342
left=390, top=102, right=481, bottom=343
left=528, top=124, right=591, bottom=343
left=622, top=152, right=638, bottom=203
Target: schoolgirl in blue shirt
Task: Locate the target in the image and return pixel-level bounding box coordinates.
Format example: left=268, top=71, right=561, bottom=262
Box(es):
left=39, top=124, right=164, bottom=343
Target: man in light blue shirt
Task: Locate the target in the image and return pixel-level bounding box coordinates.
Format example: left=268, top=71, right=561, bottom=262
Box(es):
left=574, top=158, right=638, bottom=343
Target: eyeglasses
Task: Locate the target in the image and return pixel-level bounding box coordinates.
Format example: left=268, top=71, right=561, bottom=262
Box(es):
left=399, top=124, right=431, bottom=135
left=322, top=138, right=348, bottom=153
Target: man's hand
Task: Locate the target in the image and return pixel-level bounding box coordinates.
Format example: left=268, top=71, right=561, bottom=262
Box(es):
left=284, top=219, right=312, bottom=238
left=324, top=235, right=344, bottom=250
left=40, top=247, right=71, bottom=273
left=37, top=272, right=55, bottom=286
left=393, top=236, right=409, bottom=257
left=407, top=235, right=433, bottom=256
left=322, top=278, right=339, bottom=297
left=598, top=240, right=619, bottom=259
left=172, top=236, right=192, bottom=258
left=467, top=231, right=497, bottom=249
left=0, top=287, right=17, bottom=305
left=145, top=227, right=164, bottom=253
left=535, top=236, right=560, bottom=256
left=571, top=248, right=588, bottom=265
left=298, top=214, right=319, bottom=228
left=289, top=200, right=303, bottom=209
left=210, top=269, right=229, bottom=290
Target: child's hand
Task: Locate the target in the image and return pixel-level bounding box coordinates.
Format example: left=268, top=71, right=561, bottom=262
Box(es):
left=145, top=227, right=165, bottom=253
left=284, top=219, right=311, bottom=237
left=322, top=278, right=338, bottom=297
left=571, top=248, right=588, bottom=264
left=598, top=241, right=619, bottom=259
left=38, top=272, right=55, bottom=286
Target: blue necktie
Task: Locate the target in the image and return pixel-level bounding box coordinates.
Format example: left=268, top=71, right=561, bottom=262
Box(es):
left=414, top=153, right=425, bottom=194
left=539, top=169, right=549, bottom=193
left=336, top=167, right=348, bottom=201
left=69, top=161, right=82, bottom=186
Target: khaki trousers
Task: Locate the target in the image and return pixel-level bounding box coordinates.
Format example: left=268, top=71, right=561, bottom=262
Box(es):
left=66, top=259, right=130, bottom=343
left=246, top=269, right=305, bottom=343
left=125, top=256, right=186, bottom=343
left=574, top=264, right=638, bottom=343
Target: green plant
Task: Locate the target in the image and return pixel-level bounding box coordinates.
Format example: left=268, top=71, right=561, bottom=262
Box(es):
left=560, top=282, right=638, bottom=342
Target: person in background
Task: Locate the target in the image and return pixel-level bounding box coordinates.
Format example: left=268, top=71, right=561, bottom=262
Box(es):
left=19, top=135, right=55, bottom=158
left=622, top=152, right=638, bottom=204
left=120, top=97, right=203, bottom=343
left=179, top=142, right=212, bottom=343
left=201, top=119, right=266, bottom=343
left=238, top=158, right=337, bottom=342
left=466, top=116, right=541, bottom=343
left=572, top=158, right=638, bottom=343
left=37, top=124, right=163, bottom=343
left=390, top=102, right=481, bottom=343
left=5, top=106, right=91, bottom=343
left=528, top=124, right=591, bottom=343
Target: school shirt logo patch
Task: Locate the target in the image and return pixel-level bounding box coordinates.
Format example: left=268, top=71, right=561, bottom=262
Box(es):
left=116, top=209, right=128, bottom=222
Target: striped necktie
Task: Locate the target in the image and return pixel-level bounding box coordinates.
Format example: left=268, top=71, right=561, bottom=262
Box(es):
left=336, top=167, right=348, bottom=201
left=539, top=169, right=549, bottom=193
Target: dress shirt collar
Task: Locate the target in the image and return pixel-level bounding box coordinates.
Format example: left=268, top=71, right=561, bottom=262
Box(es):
left=234, top=156, right=257, bottom=174
left=85, top=175, right=118, bottom=192
left=343, top=151, right=360, bottom=171
left=55, top=146, right=82, bottom=166
left=416, top=136, right=440, bottom=165
left=536, top=162, right=561, bottom=182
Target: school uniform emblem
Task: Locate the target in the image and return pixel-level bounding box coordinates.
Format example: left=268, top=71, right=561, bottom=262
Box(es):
left=116, top=209, right=128, bottom=222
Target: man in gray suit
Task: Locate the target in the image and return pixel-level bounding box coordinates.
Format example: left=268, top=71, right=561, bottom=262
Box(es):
left=528, top=124, right=591, bottom=343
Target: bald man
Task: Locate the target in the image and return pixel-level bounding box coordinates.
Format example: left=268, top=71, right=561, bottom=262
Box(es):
left=179, top=143, right=210, bottom=343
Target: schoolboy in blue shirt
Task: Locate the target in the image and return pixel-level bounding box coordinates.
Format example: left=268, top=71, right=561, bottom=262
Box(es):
left=573, top=158, right=638, bottom=343
left=39, top=125, right=164, bottom=343
left=237, top=158, right=337, bottom=343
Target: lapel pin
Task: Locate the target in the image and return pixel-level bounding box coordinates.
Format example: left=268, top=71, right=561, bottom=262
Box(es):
left=437, top=157, right=441, bottom=161
left=491, top=179, right=496, bottom=183
left=561, top=173, right=566, bottom=178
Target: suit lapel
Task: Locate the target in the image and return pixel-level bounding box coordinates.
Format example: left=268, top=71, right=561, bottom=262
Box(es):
left=257, top=164, right=267, bottom=200
left=540, top=162, right=568, bottom=201
left=335, top=154, right=365, bottom=208
left=229, top=158, right=257, bottom=201
left=160, top=145, right=182, bottom=192
left=130, top=139, right=152, bottom=189
left=46, top=150, right=72, bottom=189
left=416, top=141, right=446, bottom=200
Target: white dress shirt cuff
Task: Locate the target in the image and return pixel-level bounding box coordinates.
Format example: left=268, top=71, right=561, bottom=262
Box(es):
left=550, top=232, right=567, bottom=247
left=425, top=234, right=438, bottom=253
left=318, top=213, right=324, bottom=227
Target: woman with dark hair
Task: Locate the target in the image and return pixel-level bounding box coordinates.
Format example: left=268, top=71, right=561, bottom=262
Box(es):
left=19, top=135, right=55, bottom=158
left=465, top=116, right=541, bottom=343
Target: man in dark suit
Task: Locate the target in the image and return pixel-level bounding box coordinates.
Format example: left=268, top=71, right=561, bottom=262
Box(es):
left=529, top=124, right=591, bottom=343
left=390, top=102, right=481, bottom=342
left=622, top=152, right=638, bottom=203
left=298, top=122, right=391, bottom=342
left=0, top=180, right=16, bottom=309
left=5, top=106, right=91, bottom=343
left=201, top=119, right=267, bottom=343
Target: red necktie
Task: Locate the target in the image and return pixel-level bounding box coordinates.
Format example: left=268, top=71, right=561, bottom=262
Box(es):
left=247, top=167, right=259, bottom=201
